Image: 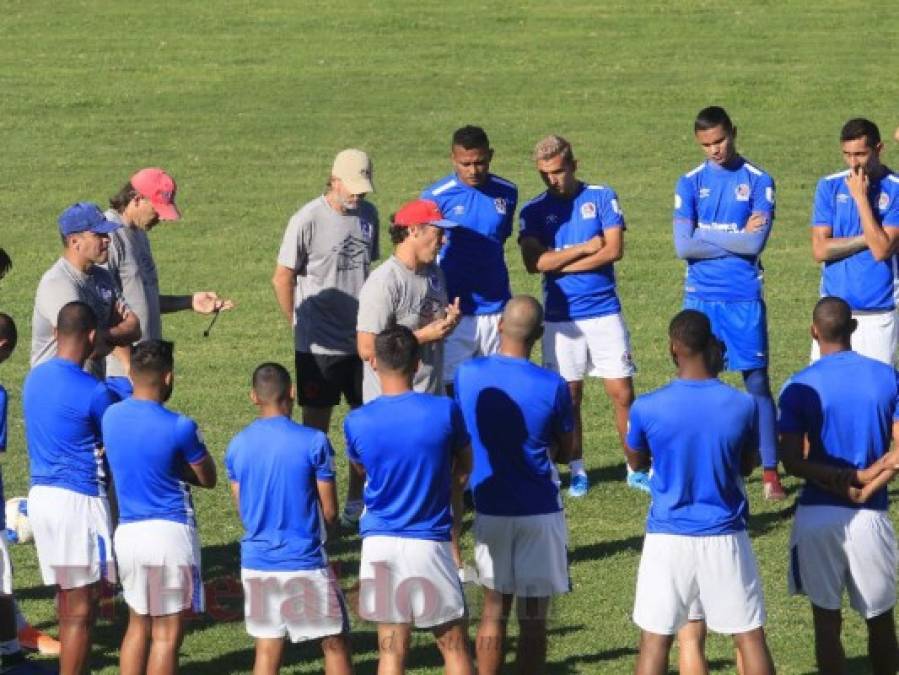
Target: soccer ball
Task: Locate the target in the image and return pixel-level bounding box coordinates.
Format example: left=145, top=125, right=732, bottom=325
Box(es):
left=5, top=497, right=33, bottom=544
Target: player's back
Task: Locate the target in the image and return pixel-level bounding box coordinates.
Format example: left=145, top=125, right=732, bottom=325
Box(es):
left=454, top=354, right=570, bottom=517
left=631, top=378, right=755, bottom=535
left=225, top=416, right=332, bottom=570
left=103, top=397, right=205, bottom=525
left=344, top=392, right=466, bottom=540
left=23, top=357, right=113, bottom=496
left=780, top=350, right=899, bottom=510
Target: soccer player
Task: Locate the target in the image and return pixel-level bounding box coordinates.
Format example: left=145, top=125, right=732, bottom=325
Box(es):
left=810, top=118, right=899, bottom=364
left=23, top=301, right=119, bottom=675
left=421, top=125, right=517, bottom=393
left=32, top=202, right=141, bottom=378
left=272, top=149, right=378, bottom=528
left=779, top=297, right=899, bottom=675
left=627, top=309, right=774, bottom=675
left=454, top=295, right=575, bottom=675
left=345, top=326, right=473, bottom=675
left=519, top=135, right=638, bottom=496
left=225, top=363, right=353, bottom=675
left=103, top=340, right=216, bottom=675
left=673, top=106, right=784, bottom=501
left=356, top=199, right=461, bottom=402
left=104, top=168, right=233, bottom=397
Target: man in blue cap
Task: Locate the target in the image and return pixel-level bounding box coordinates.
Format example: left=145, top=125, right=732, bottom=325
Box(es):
left=31, top=202, right=141, bottom=378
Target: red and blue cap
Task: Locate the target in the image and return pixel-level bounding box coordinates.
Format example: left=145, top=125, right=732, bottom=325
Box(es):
left=392, top=199, right=458, bottom=229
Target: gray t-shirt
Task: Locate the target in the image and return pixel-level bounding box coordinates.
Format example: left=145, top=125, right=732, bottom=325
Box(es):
left=31, top=257, right=125, bottom=378
left=103, top=209, right=160, bottom=377
left=278, top=196, right=379, bottom=355
left=357, top=255, right=448, bottom=402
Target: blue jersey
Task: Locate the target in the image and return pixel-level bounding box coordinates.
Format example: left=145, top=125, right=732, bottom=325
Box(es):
left=778, top=350, right=899, bottom=510
left=674, top=157, right=775, bottom=301
left=23, top=358, right=116, bottom=497
left=454, top=354, right=574, bottom=517
left=225, top=416, right=335, bottom=572
left=103, top=398, right=208, bottom=525
left=626, top=379, right=756, bottom=535
left=344, top=392, right=468, bottom=541
left=519, top=183, right=625, bottom=322
left=812, top=171, right=899, bottom=311
left=421, top=173, right=517, bottom=316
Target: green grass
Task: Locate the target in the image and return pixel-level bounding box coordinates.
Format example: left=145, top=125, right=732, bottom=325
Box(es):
left=1, top=0, right=898, bottom=672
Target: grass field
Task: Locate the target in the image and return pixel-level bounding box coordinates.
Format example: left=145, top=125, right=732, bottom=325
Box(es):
left=1, top=1, right=899, bottom=672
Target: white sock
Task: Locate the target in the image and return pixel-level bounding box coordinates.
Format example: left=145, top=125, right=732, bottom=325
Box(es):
left=569, top=460, right=585, bottom=475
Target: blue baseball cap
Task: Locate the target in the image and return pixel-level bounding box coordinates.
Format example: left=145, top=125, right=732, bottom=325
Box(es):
left=58, top=202, right=121, bottom=237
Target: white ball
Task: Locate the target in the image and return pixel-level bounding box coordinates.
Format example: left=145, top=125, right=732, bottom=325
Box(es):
left=5, top=497, right=33, bottom=544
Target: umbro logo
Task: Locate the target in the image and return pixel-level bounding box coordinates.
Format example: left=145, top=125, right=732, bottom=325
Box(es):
left=699, top=188, right=711, bottom=199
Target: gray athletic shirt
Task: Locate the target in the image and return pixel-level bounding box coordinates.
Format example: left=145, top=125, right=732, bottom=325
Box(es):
left=103, top=209, right=160, bottom=377
left=357, top=255, right=448, bottom=402
left=277, top=196, right=379, bottom=355
left=31, top=257, right=125, bottom=378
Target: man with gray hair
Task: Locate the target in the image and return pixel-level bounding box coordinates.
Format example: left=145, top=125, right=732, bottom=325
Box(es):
left=273, top=149, right=379, bottom=527
left=519, top=135, right=640, bottom=497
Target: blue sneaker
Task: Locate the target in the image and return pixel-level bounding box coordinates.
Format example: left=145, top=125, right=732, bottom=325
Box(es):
left=568, top=473, right=589, bottom=498
left=627, top=470, right=651, bottom=494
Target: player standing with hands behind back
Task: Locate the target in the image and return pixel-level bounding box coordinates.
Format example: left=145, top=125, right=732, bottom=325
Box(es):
left=673, top=106, right=785, bottom=501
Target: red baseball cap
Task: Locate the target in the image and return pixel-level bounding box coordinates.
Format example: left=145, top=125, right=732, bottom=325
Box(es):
left=393, top=199, right=458, bottom=229
left=130, top=168, right=180, bottom=221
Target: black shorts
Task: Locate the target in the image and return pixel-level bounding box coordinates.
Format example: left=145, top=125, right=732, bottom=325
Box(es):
left=295, top=352, right=363, bottom=408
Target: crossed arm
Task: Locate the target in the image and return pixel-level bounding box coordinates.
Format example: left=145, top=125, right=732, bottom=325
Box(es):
left=520, top=227, right=623, bottom=275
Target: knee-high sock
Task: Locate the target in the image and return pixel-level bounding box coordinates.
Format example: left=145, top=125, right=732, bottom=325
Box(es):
left=742, top=367, right=777, bottom=469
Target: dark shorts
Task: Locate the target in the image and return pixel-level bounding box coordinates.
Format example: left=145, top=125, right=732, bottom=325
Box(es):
left=295, top=352, right=363, bottom=408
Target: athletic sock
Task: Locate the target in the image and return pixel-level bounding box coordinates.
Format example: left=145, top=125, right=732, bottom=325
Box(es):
left=569, top=459, right=586, bottom=476
left=763, top=468, right=779, bottom=482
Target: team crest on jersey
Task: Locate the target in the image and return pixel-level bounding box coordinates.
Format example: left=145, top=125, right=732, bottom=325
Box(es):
left=359, top=219, right=374, bottom=242
left=837, top=193, right=850, bottom=203
left=580, top=202, right=597, bottom=219
left=879, top=192, right=890, bottom=211
left=494, top=198, right=507, bottom=215
left=453, top=204, right=465, bottom=215
left=699, top=188, right=711, bottom=199
left=765, top=187, right=775, bottom=204
left=735, top=184, right=751, bottom=201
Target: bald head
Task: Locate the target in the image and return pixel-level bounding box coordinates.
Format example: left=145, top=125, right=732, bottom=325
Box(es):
left=812, top=296, right=855, bottom=344
left=500, top=295, right=544, bottom=344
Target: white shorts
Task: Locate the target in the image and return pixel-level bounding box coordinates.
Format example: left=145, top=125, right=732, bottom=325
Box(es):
left=115, top=520, right=203, bottom=616
left=788, top=504, right=897, bottom=618
left=810, top=309, right=896, bottom=365
left=358, top=536, right=465, bottom=628
left=474, top=512, right=569, bottom=597
left=633, top=531, right=766, bottom=635
left=0, top=537, right=12, bottom=595
left=242, top=567, right=348, bottom=642
left=28, top=486, right=115, bottom=590
left=443, top=314, right=501, bottom=380
left=543, top=314, right=636, bottom=381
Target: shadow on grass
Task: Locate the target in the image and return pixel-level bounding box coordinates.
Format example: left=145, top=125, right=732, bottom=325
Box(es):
left=546, top=645, right=637, bottom=672
left=801, top=654, right=875, bottom=674
left=569, top=535, right=643, bottom=564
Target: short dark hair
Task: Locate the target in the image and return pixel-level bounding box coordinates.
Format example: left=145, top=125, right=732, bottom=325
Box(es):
left=452, top=125, right=490, bottom=150
left=56, top=301, right=97, bottom=337
left=0, top=313, right=17, bottom=349
left=694, top=106, right=734, bottom=135
left=0, top=248, right=11, bottom=280
left=252, top=362, right=292, bottom=403
left=840, top=118, right=881, bottom=148
left=109, top=180, right=140, bottom=214
left=669, top=309, right=724, bottom=374
left=375, top=325, right=419, bottom=375
left=131, top=340, right=174, bottom=378
left=388, top=222, right=411, bottom=245
left=812, top=296, right=854, bottom=343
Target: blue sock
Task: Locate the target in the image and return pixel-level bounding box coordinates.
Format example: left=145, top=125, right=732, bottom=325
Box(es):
left=742, top=368, right=777, bottom=470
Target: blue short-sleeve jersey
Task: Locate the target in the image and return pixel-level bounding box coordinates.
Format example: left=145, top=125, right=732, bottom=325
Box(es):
left=103, top=398, right=208, bottom=525
left=674, top=158, right=775, bottom=301
left=454, top=354, right=574, bottom=517
left=344, top=392, right=468, bottom=541
left=811, top=171, right=899, bottom=311
left=519, top=183, right=625, bottom=322
left=778, top=350, right=899, bottom=510
left=225, top=416, right=335, bottom=571
left=421, top=173, right=517, bottom=316
left=24, top=358, right=117, bottom=497
left=626, top=379, right=756, bottom=535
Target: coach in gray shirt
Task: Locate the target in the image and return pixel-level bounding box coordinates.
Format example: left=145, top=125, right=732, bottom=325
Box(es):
left=357, top=198, right=461, bottom=402
left=32, top=203, right=141, bottom=377
left=103, top=167, right=233, bottom=393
